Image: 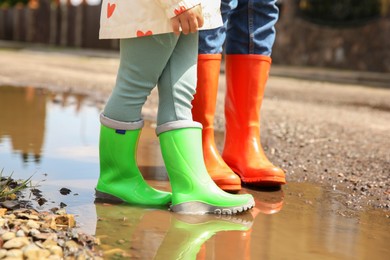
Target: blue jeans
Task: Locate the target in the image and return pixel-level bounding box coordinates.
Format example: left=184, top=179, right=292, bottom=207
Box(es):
left=199, top=0, right=278, bottom=55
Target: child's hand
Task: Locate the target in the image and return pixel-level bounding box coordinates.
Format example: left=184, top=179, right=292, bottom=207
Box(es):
left=171, top=5, right=204, bottom=36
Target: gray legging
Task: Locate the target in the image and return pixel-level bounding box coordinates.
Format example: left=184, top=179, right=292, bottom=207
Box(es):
left=103, top=33, right=198, bottom=126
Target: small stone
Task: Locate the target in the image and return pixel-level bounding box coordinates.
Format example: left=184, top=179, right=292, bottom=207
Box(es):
left=20, top=225, right=30, bottom=235
left=34, top=232, right=57, bottom=242
left=1, top=200, right=20, bottom=209
left=0, top=208, right=7, bottom=216
left=57, top=239, right=65, bottom=247
left=47, top=255, right=62, bottom=260
left=29, top=229, right=41, bottom=236
left=27, top=219, right=40, bottom=229
left=16, top=212, right=39, bottom=220
left=42, top=237, right=58, bottom=248
left=59, top=188, right=71, bottom=195
left=30, top=188, right=42, bottom=197
left=15, top=230, right=25, bottom=237
left=23, top=243, right=51, bottom=259
left=6, top=213, right=16, bottom=220
left=49, top=207, right=59, bottom=213
left=55, top=208, right=66, bottom=215
left=65, top=240, right=80, bottom=253
left=6, top=248, right=23, bottom=258
left=3, top=237, right=30, bottom=249
left=37, top=197, right=48, bottom=206
left=2, top=231, right=16, bottom=241
left=0, top=249, right=7, bottom=258
left=48, top=245, right=63, bottom=257
left=52, top=214, right=75, bottom=229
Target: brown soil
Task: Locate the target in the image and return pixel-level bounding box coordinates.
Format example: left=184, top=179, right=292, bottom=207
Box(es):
left=0, top=43, right=389, bottom=211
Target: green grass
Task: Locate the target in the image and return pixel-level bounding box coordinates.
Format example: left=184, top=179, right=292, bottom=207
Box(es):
left=0, top=169, right=33, bottom=200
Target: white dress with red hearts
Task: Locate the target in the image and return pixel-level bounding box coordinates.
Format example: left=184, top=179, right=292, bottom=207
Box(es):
left=99, top=0, right=222, bottom=39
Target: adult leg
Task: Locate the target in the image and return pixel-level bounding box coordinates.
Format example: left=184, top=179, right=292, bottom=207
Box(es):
left=193, top=0, right=242, bottom=192
left=222, top=0, right=286, bottom=186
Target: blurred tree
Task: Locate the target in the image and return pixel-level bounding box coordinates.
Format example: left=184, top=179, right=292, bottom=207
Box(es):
left=0, top=0, right=29, bottom=7
left=298, top=0, right=381, bottom=26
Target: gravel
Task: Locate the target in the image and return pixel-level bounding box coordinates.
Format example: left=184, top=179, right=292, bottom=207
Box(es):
left=0, top=44, right=389, bottom=211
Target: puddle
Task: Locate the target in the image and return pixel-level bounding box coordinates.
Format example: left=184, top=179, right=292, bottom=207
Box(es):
left=0, top=86, right=389, bottom=259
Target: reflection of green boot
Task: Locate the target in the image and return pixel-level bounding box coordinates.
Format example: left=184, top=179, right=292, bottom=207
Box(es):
left=157, top=121, right=254, bottom=214
left=96, top=114, right=171, bottom=206
left=155, top=213, right=253, bottom=259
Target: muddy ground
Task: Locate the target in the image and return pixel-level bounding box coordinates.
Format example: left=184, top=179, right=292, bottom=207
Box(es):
left=0, top=41, right=389, bottom=211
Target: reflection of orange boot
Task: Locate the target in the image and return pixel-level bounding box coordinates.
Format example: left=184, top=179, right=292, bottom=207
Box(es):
left=206, top=189, right=284, bottom=259
left=209, top=229, right=252, bottom=260
left=222, top=55, right=286, bottom=186
left=252, top=189, right=285, bottom=216
left=192, top=54, right=241, bottom=192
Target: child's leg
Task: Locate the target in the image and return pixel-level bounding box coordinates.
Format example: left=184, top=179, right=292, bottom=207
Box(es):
left=97, top=34, right=181, bottom=206
left=104, top=35, right=179, bottom=122
left=156, top=33, right=198, bottom=125
left=156, top=33, right=255, bottom=215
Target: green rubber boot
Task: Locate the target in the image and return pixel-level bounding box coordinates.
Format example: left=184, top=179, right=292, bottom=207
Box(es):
left=157, top=121, right=255, bottom=214
left=96, top=115, right=171, bottom=207
left=155, top=213, right=253, bottom=259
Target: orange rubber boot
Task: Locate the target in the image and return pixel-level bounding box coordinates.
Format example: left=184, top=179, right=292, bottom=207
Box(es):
left=192, top=54, right=241, bottom=192
left=222, top=55, right=286, bottom=186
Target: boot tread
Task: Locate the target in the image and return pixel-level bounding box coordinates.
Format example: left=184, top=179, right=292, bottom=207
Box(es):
left=170, top=198, right=255, bottom=215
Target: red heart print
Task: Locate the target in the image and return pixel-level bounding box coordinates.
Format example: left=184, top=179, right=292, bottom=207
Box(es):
left=136, top=30, right=153, bottom=37
left=174, top=6, right=187, bottom=15
left=107, top=3, right=116, bottom=18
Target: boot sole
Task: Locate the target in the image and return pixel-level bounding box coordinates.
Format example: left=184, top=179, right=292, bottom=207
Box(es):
left=170, top=198, right=255, bottom=215
left=230, top=167, right=286, bottom=186
left=94, top=189, right=124, bottom=203
left=241, top=176, right=286, bottom=186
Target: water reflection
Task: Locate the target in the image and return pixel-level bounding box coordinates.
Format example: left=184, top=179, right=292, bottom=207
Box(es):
left=2, top=87, right=100, bottom=178
left=0, top=86, right=389, bottom=259
left=94, top=189, right=282, bottom=259
left=0, top=85, right=92, bottom=167
left=0, top=86, right=46, bottom=164
left=0, top=85, right=101, bottom=218
left=90, top=183, right=390, bottom=259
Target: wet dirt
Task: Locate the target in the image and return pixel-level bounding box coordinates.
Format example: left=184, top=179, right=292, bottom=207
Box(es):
left=94, top=184, right=390, bottom=260
left=1, top=45, right=389, bottom=211
left=0, top=85, right=389, bottom=259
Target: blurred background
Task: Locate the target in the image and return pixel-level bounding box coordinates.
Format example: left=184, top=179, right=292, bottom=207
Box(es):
left=0, top=0, right=389, bottom=72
